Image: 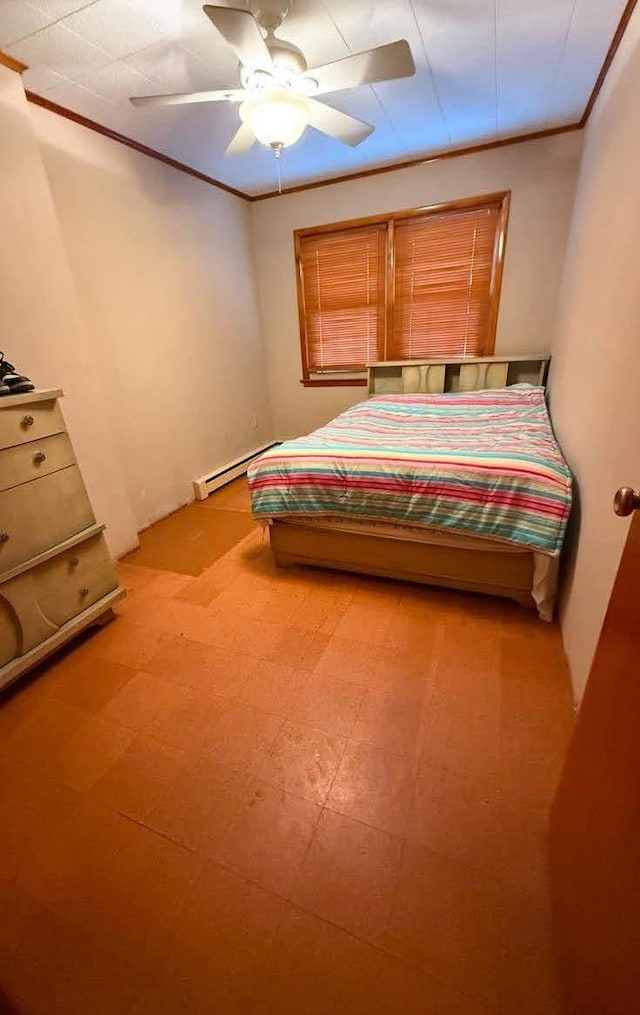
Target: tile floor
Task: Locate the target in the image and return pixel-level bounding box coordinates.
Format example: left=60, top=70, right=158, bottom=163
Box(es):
left=0, top=480, right=576, bottom=1014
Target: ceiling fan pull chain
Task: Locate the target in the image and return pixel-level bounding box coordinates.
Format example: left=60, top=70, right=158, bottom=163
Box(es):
left=275, top=144, right=283, bottom=194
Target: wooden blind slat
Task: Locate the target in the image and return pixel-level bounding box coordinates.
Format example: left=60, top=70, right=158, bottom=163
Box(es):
left=389, top=206, right=500, bottom=360
left=295, top=196, right=506, bottom=378
left=299, top=224, right=386, bottom=371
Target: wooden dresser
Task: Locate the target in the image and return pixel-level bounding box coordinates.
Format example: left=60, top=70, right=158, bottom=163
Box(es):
left=0, top=389, right=124, bottom=693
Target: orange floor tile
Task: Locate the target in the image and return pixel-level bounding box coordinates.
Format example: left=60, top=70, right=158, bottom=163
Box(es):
left=0, top=478, right=575, bottom=1014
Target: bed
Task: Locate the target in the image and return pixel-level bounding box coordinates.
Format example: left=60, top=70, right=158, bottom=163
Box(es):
left=247, top=356, right=572, bottom=620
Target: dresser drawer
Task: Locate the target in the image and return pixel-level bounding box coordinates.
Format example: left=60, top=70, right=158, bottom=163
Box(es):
left=0, top=466, right=95, bottom=576
left=0, top=398, right=65, bottom=451
left=33, top=532, right=118, bottom=628
left=0, top=433, right=76, bottom=494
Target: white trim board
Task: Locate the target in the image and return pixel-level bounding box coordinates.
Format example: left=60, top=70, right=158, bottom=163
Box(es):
left=193, top=442, right=278, bottom=501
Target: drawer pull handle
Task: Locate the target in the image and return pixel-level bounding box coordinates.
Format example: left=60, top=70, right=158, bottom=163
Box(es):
left=0, top=532, right=9, bottom=544
left=69, top=557, right=80, bottom=569
left=21, top=414, right=35, bottom=428
left=80, top=587, right=90, bottom=597
left=33, top=451, right=47, bottom=465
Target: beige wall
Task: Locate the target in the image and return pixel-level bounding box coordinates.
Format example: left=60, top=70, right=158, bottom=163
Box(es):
left=251, top=131, right=582, bottom=438
left=0, top=65, right=137, bottom=558
left=549, top=9, right=640, bottom=700
left=31, top=103, right=273, bottom=549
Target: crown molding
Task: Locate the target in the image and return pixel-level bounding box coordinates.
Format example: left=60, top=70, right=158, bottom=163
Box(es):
left=251, top=0, right=637, bottom=201
left=580, top=0, right=639, bottom=126
left=25, top=91, right=252, bottom=201
left=16, top=0, right=638, bottom=201
left=252, top=123, right=583, bottom=201
left=0, top=51, right=27, bottom=74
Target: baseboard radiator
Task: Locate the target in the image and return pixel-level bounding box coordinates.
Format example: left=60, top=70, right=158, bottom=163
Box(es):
left=193, top=442, right=278, bottom=501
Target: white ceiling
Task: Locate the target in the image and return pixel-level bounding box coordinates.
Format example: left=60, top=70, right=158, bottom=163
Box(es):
left=1, top=0, right=627, bottom=196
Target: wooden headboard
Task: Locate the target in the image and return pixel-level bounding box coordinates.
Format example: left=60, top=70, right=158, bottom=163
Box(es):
left=367, top=355, right=549, bottom=397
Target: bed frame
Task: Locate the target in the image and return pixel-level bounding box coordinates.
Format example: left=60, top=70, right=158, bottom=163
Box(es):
left=269, top=355, right=551, bottom=611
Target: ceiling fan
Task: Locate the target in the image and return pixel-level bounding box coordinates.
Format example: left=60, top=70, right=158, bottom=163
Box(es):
left=129, top=2, right=416, bottom=158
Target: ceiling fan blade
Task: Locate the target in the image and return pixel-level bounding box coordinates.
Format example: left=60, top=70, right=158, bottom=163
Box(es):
left=130, top=88, right=244, bottom=107
left=203, top=5, right=273, bottom=71
left=225, top=122, right=256, bottom=156
left=308, top=39, right=415, bottom=95
left=306, top=98, right=374, bottom=147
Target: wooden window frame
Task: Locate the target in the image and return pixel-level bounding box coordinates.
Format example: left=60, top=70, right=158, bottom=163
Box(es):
left=294, top=190, right=511, bottom=387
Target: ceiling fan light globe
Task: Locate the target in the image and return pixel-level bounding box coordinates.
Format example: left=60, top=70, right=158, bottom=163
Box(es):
left=240, top=90, right=310, bottom=148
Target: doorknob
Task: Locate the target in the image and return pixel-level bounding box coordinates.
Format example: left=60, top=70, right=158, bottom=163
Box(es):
left=614, top=487, right=640, bottom=517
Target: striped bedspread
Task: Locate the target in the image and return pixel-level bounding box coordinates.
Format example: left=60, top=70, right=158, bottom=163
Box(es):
left=247, top=385, right=572, bottom=555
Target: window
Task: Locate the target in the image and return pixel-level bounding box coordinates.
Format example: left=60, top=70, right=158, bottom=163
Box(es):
left=298, top=224, right=386, bottom=374
left=295, top=192, right=510, bottom=386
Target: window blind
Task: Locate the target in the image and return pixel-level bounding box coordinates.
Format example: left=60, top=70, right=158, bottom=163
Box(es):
left=299, top=224, right=386, bottom=372
left=390, top=205, right=501, bottom=359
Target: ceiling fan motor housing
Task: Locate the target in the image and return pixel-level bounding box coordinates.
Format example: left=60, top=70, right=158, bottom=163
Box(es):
left=240, top=35, right=311, bottom=93
left=267, top=37, right=308, bottom=75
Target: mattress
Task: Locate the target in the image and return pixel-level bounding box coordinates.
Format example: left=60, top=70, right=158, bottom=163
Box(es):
left=248, top=385, right=572, bottom=556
